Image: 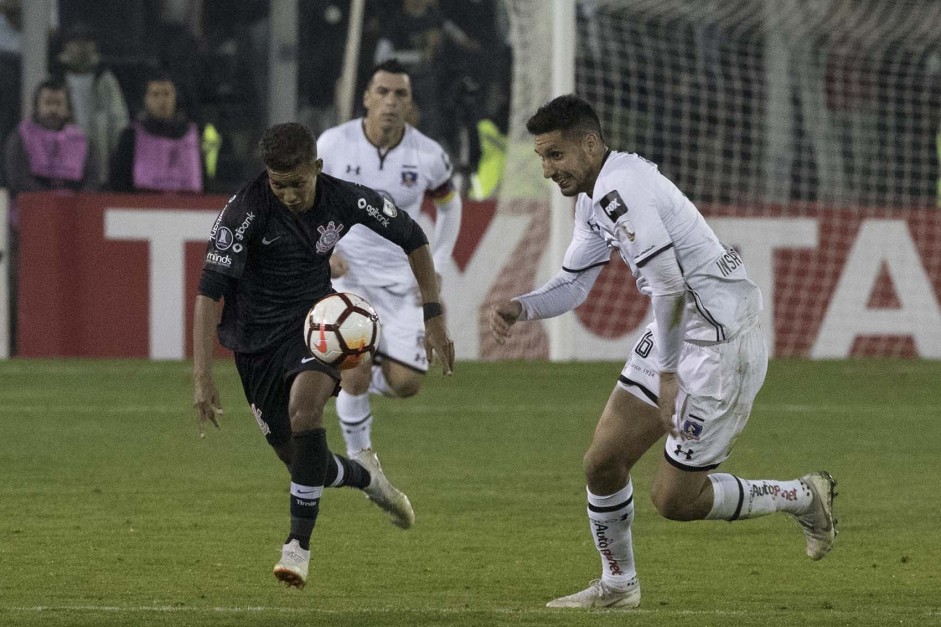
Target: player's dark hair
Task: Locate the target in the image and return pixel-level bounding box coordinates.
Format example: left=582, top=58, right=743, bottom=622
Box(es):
left=526, top=94, right=604, bottom=142
left=32, top=78, right=73, bottom=115
left=367, top=58, right=411, bottom=85
left=259, top=122, right=317, bottom=171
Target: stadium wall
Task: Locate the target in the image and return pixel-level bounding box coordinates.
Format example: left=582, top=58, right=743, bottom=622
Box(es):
left=14, top=192, right=941, bottom=360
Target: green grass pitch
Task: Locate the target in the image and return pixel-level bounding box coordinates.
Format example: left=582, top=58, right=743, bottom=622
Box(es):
left=0, top=358, right=939, bottom=626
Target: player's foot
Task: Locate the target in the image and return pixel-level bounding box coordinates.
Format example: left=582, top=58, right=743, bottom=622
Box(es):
left=273, top=539, right=309, bottom=589
left=794, top=470, right=838, bottom=560
left=546, top=578, right=641, bottom=609
left=355, top=449, right=415, bottom=529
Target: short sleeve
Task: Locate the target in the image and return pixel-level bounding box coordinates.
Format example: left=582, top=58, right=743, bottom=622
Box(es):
left=202, top=192, right=261, bottom=278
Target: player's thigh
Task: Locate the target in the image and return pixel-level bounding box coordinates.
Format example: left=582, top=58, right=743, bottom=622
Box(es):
left=651, top=454, right=714, bottom=519
left=664, top=323, right=768, bottom=471
left=284, top=335, right=342, bottom=431
left=587, top=385, right=663, bottom=474
left=234, top=347, right=294, bottom=447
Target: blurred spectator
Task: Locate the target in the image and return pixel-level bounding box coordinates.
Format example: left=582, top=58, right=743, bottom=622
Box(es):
left=3, top=77, right=98, bottom=195
left=109, top=72, right=217, bottom=193
left=0, top=0, right=22, bottom=169
left=374, top=0, right=480, bottom=151
left=51, top=22, right=129, bottom=189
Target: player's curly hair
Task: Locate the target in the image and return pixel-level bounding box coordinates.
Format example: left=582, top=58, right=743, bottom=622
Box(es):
left=526, top=94, right=604, bottom=141
left=259, top=122, right=317, bottom=171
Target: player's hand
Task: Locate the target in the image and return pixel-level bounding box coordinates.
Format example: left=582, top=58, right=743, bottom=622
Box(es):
left=193, top=373, right=223, bottom=439
left=424, top=315, right=454, bottom=375
left=329, top=253, right=349, bottom=278
left=658, top=371, right=680, bottom=438
left=489, top=300, right=522, bottom=345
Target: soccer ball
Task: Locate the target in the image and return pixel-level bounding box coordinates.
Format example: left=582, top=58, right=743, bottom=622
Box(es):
left=303, top=292, right=381, bottom=370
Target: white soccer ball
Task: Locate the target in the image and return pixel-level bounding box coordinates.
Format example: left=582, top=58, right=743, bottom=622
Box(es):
left=303, top=292, right=381, bottom=370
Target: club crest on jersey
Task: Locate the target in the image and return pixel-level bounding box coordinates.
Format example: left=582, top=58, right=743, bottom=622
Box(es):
left=681, top=418, right=703, bottom=441
left=600, top=190, right=628, bottom=223
left=382, top=198, right=398, bottom=217
left=400, top=169, right=418, bottom=188
left=315, top=221, right=345, bottom=254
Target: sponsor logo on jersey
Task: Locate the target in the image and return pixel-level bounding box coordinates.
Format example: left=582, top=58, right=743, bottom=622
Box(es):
left=346, top=164, right=361, bottom=175
left=315, top=221, right=345, bottom=253
left=357, top=197, right=390, bottom=227
left=715, top=247, right=744, bottom=277
left=206, top=251, right=232, bottom=267
left=232, top=243, right=243, bottom=253
left=600, top=190, right=628, bottom=222
left=234, top=212, right=255, bottom=241
left=261, top=234, right=281, bottom=245
left=401, top=170, right=418, bottom=188
left=214, top=226, right=234, bottom=251
left=382, top=198, right=398, bottom=218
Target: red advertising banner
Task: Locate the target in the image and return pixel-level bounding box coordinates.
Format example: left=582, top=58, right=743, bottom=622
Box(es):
left=15, top=193, right=941, bottom=359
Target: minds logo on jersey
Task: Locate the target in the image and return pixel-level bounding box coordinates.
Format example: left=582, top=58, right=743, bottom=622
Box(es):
left=214, top=226, right=234, bottom=250
left=600, top=190, right=629, bottom=223
left=205, top=250, right=233, bottom=268
left=357, top=197, right=390, bottom=227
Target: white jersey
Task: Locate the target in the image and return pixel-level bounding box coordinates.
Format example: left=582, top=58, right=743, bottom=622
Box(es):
left=566, top=151, right=762, bottom=342
left=317, top=119, right=453, bottom=287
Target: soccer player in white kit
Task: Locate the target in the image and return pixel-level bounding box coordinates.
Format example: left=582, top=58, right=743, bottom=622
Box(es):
left=317, top=60, right=462, bottom=469
left=490, top=95, right=837, bottom=609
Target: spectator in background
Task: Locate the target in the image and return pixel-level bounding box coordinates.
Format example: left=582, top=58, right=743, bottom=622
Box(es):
left=374, top=0, right=480, bottom=152
left=52, top=22, right=129, bottom=189
left=110, top=72, right=217, bottom=193
left=2, top=77, right=97, bottom=356
left=0, top=0, right=22, bottom=167
left=3, top=78, right=98, bottom=195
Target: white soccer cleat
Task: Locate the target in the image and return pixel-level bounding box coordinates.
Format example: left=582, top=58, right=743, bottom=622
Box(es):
left=355, top=450, right=415, bottom=529
left=794, top=470, right=838, bottom=560
left=546, top=579, right=641, bottom=609
left=273, top=539, right=310, bottom=589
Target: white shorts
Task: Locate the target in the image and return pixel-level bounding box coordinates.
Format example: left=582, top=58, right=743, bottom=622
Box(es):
left=332, top=275, right=428, bottom=373
left=618, top=319, right=768, bottom=471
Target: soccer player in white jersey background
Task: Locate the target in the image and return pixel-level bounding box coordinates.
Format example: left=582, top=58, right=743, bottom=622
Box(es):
left=317, top=60, right=462, bottom=472
left=490, top=95, right=837, bottom=610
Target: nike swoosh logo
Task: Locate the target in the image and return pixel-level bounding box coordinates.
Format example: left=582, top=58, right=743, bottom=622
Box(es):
left=261, top=235, right=281, bottom=245
left=297, top=490, right=317, bottom=495
left=301, top=356, right=318, bottom=364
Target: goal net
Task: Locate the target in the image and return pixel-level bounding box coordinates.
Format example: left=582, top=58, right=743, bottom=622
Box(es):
left=482, top=0, right=941, bottom=360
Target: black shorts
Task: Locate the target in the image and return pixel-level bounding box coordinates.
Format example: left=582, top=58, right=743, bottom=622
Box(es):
left=234, top=333, right=341, bottom=447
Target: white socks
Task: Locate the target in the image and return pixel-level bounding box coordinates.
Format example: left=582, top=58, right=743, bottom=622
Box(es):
left=587, top=481, right=637, bottom=589
left=336, top=390, right=372, bottom=456
left=706, top=473, right=813, bottom=520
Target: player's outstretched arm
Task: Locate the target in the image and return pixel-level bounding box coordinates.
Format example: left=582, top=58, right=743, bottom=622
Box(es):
left=489, top=300, right=522, bottom=345
left=193, top=294, right=223, bottom=438
left=407, top=244, right=455, bottom=375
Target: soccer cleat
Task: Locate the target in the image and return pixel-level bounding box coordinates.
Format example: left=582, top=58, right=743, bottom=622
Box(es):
left=546, top=579, right=641, bottom=609
left=355, top=450, right=415, bottom=529
left=794, top=470, right=838, bottom=560
left=273, top=539, right=310, bottom=589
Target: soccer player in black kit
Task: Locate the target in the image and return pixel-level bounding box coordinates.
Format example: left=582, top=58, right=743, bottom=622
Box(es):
left=192, top=122, right=455, bottom=589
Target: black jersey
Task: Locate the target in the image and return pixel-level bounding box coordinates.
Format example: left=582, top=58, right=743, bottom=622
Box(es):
left=198, top=171, right=428, bottom=353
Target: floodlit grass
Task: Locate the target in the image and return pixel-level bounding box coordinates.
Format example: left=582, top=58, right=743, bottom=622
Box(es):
left=0, top=358, right=939, bottom=626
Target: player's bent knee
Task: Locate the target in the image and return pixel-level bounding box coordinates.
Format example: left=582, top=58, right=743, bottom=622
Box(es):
left=289, top=408, right=325, bottom=431
left=650, top=488, right=698, bottom=521
left=582, top=450, right=627, bottom=489
left=392, top=379, right=422, bottom=398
